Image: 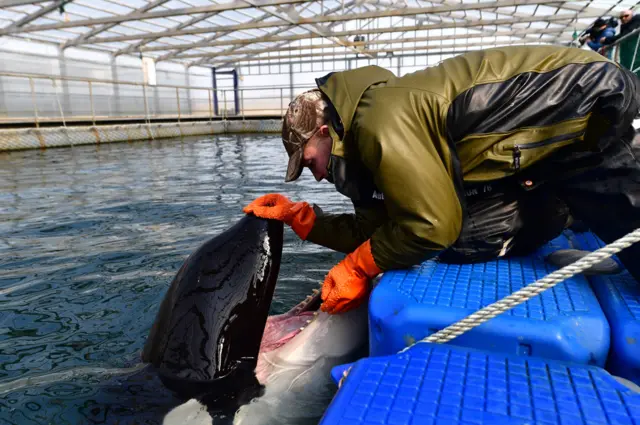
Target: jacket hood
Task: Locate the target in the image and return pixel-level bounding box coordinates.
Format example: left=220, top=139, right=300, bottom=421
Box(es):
left=315, top=65, right=395, bottom=140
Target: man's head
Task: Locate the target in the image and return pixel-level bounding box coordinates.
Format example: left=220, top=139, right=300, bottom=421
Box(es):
left=282, top=89, right=334, bottom=183
left=593, top=18, right=608, bottom=30
left=620, top=9, right=633, bottom=25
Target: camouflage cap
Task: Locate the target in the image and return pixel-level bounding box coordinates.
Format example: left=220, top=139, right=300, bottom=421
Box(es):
left=282, top=89, right=327, bottom=182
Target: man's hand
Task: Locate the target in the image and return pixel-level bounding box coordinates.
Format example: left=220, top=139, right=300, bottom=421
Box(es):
left=321, top=240, right=382, bottom=314
left=244, top=194, right=316, bottom=240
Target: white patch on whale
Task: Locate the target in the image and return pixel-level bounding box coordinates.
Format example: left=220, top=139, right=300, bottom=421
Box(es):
left=256, top=234, right=270, bottom=284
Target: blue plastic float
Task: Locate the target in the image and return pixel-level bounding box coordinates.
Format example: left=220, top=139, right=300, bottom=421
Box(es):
left=322, top=342, right=640, bottom=425
left=569, top=231, right=640, bottom=386
left=368, top=234, right=610, bottom=366
left=321, top=230, right=640, bottom=425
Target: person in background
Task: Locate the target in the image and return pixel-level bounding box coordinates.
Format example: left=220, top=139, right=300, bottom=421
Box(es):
left=244, top=45, right=640, bottom=315
left=604, top=10, right=640, bottom=77
left=580, top=18, right=616, bottom=58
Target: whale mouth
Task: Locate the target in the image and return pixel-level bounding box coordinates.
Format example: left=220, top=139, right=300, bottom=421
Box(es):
left=258, top=288, right=323, bottom=354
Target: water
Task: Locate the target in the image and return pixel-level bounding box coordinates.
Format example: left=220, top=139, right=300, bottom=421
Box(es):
left=0, top=135, right=352, bottom=425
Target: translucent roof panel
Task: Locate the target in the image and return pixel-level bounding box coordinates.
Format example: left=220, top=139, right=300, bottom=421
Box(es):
left=0, top=0, right=633, bottom=69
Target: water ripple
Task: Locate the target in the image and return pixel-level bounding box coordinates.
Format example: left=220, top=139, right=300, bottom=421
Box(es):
left=0, top=135, right=351, bottom=424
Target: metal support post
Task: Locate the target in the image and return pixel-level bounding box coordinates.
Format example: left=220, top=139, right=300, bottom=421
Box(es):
left=208, top=89, right=213, bottom=123
left=289, top=64, right=294, bottom=101
left=176, top=87, right=181, bottom=122
left=185, top=66, right=193, bottom=116
left=110, top=56, right=121, bottom=116
left=52, top=78, right=66, bottom=127
left=142, top=83, right=150, bottom=123
left=88, top=80, right=96, bottom=126
left=0, top=75, right=5, bottom=119
left=223, top=90, right=227, bottom=119
left=212, top=67, right=219, bottom=116
left=241, top=89, right=245, bottom=120
left=280, top=87, right=284, bottom=117
left=232, top=69, right=239, bottom=115
left=631, top=35, right=640, bottom=73
left=58, top=48, right=71, bottom=118
left=29, top=77, right=39, bottom=128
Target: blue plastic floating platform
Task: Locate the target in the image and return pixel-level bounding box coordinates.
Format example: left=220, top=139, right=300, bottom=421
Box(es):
left=369, top=235, right=610, bottom=366
left=570, top=231, right=640, bottom=385
left=321, top=343, right=640, bottom=425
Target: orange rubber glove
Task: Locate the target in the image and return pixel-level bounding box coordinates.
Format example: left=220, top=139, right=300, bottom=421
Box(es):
left=321, top=239, right=382, bottom=315
left=243, top=193, right=316, bottom=240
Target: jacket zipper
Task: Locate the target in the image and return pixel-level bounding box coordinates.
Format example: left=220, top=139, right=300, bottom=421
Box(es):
left=513, top=146, right=521, bottom=170
left=511, top=131, right=585, bottom=171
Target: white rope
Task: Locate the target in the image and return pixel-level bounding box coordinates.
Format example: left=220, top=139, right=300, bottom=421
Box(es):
left=399, top=228, right=640, bottom=351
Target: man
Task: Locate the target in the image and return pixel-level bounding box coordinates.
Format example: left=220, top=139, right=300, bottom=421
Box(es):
left=244, top=45, right=640, bottom=315
left=604, top=10, right=640, bottom=77
left=580, top=17, right=616, bottom=57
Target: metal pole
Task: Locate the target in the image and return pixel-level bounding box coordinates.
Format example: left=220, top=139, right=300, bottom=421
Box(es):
left=142, top=82, right=154, bottom=140
left=208, top=89, right=213, bottom=123
left=142, top=83, right=150, bottom=123
left=223, top=90, right=227, bottom=119
left=110, top=56, right=121, bottom=116
left=29, top=77, right=39, bottom=128
left=176, top=87, right=181, bottom=122
left=185, top=66, right=193, bottom=116
left=52, top=78, right=66, bottom=127
left=58, top=48, right=71, bottom=120
left=289, top=64, right=294, bottom=101
left=0, top=75, right=6, bottom=120
left=631, top=35, right=640, bottom=74
left=233, top=69, right=239, bottom=115
left=241, top=88, right=245, bottom=120
left=212, top=67, right=219, bottom=116
left=88, top=81, right=96, bottom=126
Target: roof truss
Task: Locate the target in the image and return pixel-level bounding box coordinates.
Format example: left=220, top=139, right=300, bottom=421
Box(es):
left=0, top=0, right=629, bottom=69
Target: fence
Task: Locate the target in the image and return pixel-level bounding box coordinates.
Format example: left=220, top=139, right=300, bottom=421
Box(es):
left=9, top=34, right=639, bottom=128
left=0, top=71, right=315, bottom=126
left=594, top=26, right=640, bottom=75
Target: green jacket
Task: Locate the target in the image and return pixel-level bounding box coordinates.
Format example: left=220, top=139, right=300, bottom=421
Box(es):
left=305, top=45, right=637, bottom=271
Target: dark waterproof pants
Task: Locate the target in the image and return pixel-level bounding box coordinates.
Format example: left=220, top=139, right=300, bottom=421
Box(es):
left=559, top=126, right=640, bottom=282
left=441, top=129, right=640, bottom=281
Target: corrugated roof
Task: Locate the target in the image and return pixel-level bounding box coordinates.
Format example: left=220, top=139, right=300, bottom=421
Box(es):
left=0, top=0, right=635, bottom=69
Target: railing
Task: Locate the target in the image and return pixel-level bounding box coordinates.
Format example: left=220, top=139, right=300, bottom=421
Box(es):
left=596, top=26, right=640, bottom=75
left=0, top=71, right=316, bottom=126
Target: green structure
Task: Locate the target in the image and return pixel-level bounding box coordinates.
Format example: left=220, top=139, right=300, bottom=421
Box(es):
left=618, top=32, right=640, bottom=78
